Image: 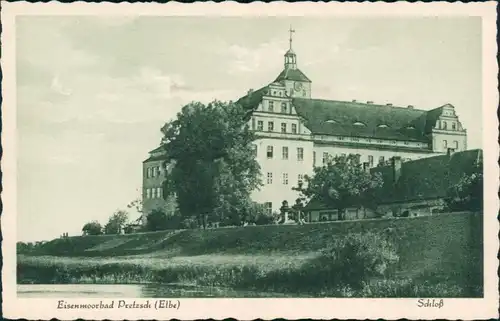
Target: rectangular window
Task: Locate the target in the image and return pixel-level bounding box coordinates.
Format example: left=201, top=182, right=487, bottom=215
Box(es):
left=281, top=102, right=287, bottom=113
left=323, top=152, right=329, bottom=164
left=257, top=120, right=264, bottom=131
left=265, top=202, right=272, bottom=215
left=152, top=167, right=156, bottom=177
left=452, top=122, right=456, bottom=130
left=298, top=174, right=304, bottom=186
left=152, top=188, right=157, bottom=198
left=297, top=147, right=304, bottom=161
left=146, top=188, right=151, bottom=199
left=157, top=187, right=162, bottom=199
left=443, top=121, right=447, bottom=130
left=282, top=146, right=289, bottom=160
left=443, top=140, right=448, bottom=149
left=146, top=168, right=151, bottom=178
left=268, top=101, right=274, bottom=112
left=368, top=155, right=374, bottom=167
left=267, top=172, right=273, bottom=184
left=313, top=151, right=316, bottom=166
left=268, top=121, right=274, bottom=132
left=338, top=137, right=344, bottom=141
left=379, top=156, right=385, bottom=165
left=454, top=140, right=459, bottom=149
left=251, top=117, right=256, bottom=130
left=281, top=123, right=287, bottom=133
left=282, top=173, right=289, bottom=185
left=251, top=144, right=257, bottom=157
left=267, top=146, right=273, bottom=159
left=291, top=124, right=297, bottom=134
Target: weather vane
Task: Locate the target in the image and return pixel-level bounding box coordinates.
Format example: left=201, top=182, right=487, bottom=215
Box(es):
left=289, top=25, right=295, bottom=50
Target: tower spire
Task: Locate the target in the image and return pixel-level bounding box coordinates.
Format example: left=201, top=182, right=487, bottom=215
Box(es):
left=289, top=25, right=295, bottom=50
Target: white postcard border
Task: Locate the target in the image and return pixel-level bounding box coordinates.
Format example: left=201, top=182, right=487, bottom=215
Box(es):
left=2, top=1, right=499, bottom=320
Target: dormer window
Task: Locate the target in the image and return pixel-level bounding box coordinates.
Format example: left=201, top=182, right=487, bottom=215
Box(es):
left=406, top=125, right=415, bottom=130
left=325, top=119, right=337, bottom=124
left=353, top=122, right=366, bottom=126
left=377, top=124, right=389, bottom=128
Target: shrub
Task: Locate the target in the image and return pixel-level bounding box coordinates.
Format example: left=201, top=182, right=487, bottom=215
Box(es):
left=305, top=232, right=399, bottom=290
left=82, top=221, right=103, bottom=236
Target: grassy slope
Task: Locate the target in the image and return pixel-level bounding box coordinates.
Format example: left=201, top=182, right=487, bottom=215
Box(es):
left=18, top=213, right=483, bottom=296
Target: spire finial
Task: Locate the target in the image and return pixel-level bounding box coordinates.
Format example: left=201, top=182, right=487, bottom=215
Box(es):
left=289, top=25, right=295, bottom=50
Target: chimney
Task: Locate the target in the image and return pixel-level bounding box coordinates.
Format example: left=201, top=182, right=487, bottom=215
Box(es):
left=386, top=103, right=393, bottom=106
left=362, top=162, right=370, bottom=173
left=367, top=101, right=374, bottom=104
left=407, top=105, right=414, bottom=109
left=392, top=156, right=402, bottom=183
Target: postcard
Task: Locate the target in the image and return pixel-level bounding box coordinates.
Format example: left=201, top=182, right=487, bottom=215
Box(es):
left=2, top=1, right=499, bottom=319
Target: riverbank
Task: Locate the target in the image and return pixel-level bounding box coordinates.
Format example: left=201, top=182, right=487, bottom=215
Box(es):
left=18, top=212, right=483, bottom=297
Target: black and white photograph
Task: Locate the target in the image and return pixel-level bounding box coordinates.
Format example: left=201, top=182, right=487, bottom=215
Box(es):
left=2, top=2, right=498, bottom=320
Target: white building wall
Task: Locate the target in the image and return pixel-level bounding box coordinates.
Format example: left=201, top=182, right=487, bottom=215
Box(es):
left=313, top=144, right=439, bottom=168
left=251, top=136, right=314, bottom=213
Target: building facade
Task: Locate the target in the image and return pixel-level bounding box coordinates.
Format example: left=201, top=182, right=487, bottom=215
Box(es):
left=143, top=30, right=468, bottom=218
left=142, top=146, right=169, bottom=218
left=236, top=32, right=468, bottom=214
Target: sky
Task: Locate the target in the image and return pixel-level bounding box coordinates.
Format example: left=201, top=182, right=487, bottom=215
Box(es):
left=16, top=16, right=482, bottom=242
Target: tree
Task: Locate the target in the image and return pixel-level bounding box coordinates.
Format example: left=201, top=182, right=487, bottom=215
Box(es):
left=160, top=100, right=262, bottom=228
left=446, top=171, right=483, bottom=212
left=145, top=209, right=169, bottom=231
left=294, top=154, right=384, bottom=220
left=104, top=210, right=129, bottom=235
left=244, top=201, right=275, bottom=225
left=82, top=221, right=103, bottom=236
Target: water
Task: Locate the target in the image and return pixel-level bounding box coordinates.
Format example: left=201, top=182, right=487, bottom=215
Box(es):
left=17, top=284, right=293, bottom=298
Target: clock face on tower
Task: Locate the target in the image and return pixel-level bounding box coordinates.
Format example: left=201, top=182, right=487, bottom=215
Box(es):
left=294, top=82, right=303, bottom=91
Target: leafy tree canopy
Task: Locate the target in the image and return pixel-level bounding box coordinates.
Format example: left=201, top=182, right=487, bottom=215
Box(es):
left=104, top=210, right=129, bottom=235
left=160, top=100, right=262, bottom=228
left=446, top=169, right=483, bottom=212
left=82, top=220, right=103, bottom=236
left=294, top=154, right=384, bottom=220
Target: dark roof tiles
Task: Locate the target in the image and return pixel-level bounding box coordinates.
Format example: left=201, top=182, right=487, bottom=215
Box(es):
left=292, top=98, right=430, bottom=142
left=304, top=149, right=483, bottom=210
left=275, top=68, right=312, bottom=83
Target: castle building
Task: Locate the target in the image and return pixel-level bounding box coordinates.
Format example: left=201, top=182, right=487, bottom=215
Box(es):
left=142, top=28, right=468, bottom=217
left=236, top=28, right=468, bottom=215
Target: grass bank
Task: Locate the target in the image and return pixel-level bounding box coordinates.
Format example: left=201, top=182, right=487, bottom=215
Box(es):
left=18, top=212, right=483, bottom=297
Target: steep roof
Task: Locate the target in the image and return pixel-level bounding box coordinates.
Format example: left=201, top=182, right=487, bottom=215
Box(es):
left=236, top=86, right=268, bottom=111
left=371, top=149, right=482, bottom=204
left=275, top=68, right=311, bottom=83
left=143, top=145, right=168, bottom=163
left=292, top=98, right=431, bottom=142
left=303, top=149, right=483, bottom=211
